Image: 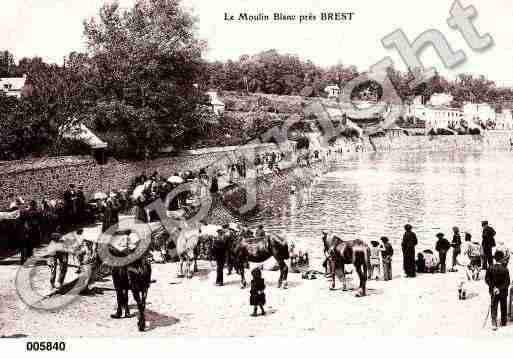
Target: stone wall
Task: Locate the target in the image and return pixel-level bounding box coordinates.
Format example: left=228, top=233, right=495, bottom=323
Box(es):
left=2, top=132, right=513, bottom=210
left=0, top=143, right=284, bottom=209
left=365, top=131, right=513, bottom=153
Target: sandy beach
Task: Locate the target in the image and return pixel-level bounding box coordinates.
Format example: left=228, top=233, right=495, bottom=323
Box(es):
left=1, top=253, right=512, bottom=338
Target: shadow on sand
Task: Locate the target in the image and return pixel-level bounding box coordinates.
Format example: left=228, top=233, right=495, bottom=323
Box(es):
left=145, top=310, right=180, bottom=331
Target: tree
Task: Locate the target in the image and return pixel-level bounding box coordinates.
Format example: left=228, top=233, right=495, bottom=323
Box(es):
left=0, top=50, right=16, bottom=77
left=83, top=0, right=207, bottom=159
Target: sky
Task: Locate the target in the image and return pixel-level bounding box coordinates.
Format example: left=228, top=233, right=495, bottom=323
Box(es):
left=1, top=0, right=512, bottom=86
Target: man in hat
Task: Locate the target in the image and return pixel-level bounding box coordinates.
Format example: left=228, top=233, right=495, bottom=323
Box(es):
left=481, top=221, right=496, bottom=270
left=19, top=199, right=42, bottom=265
left=450, top=226, right=462, bottom=272
left=48, top=226, right=69, bottom=289
left=496, top=240, right=510, bottom=267
left=401, top=224, right=418, bottom=277
left=380, top=237, right=394, bottom=281
left=213, top=229, right=227, bottom=286
left=435, top=233, right=451, bottom=273
left=63, top=184, right=77, bottom=226
left=485, top=250, right=510, bottom=330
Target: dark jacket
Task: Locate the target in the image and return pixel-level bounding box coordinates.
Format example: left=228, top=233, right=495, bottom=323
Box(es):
left=250, top=278, right=266, bottom=306
left=482, top=226, right=496, bottom=252
left=210, top=177, right=219, bottom=193
left=382, top=243, right=394, bottom=258
left=451, top=233, right=462, bottom=252
left=485, top=264, right=510, bottom=294
left=402, top=231, right=417, bottom=253
left=435, top=237, right=451, bottom=252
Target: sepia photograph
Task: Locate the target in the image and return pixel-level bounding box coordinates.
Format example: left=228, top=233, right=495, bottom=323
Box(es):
left=1, top=0, right=513, bottom=354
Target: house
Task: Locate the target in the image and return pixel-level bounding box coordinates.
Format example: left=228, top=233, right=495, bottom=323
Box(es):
left=462, top=102, right=496, bottom=128
left=207, top=91, right=225, bottom=116
left=324, top=85, right=341, bottom=98
left=425, top=106, right=463, bottom=130
left=0, top=74, right=27, bottom=98
left=496, top=109, right=513, bottom=130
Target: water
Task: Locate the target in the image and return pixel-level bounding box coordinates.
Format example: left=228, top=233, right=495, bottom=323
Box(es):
left=252, top=150, right=513, bottom=268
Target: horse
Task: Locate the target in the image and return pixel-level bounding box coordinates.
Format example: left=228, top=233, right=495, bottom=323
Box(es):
left=228, top=233, right=290, bottom=289
left=175, top=227, right=201, bottom=279
left=107, top=228, right=152, bottom=332
left=327, top=236, right=370, bottom=297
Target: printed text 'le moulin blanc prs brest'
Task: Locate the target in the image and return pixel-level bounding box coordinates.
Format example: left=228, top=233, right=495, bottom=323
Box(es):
left=224, top=12, right=355, bottom=24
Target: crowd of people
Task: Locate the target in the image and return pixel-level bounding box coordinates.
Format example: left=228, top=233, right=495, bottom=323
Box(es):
left=400, top=221, right=510, bottom=331
left=319, top=219, right=512, bottom=330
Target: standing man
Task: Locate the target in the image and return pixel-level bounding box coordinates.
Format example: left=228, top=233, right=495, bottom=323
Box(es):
left=48, top=226, right=69, bottom=289
left=63, top=184, right=77, bottom=226
left=481, top=220, right=496, bottom=270
left=20, top=200, right=42, bottom=265
left=485, top=251, right=510, bottom=330
left=450, top=226, right=462, bottom=272
left=76, top=186, right=86, bottom=223
left=401, top=224, right=418, bottom=278
left=435, top=233, right=451, bottom=273
left=213, top=229, right=227, bottom=286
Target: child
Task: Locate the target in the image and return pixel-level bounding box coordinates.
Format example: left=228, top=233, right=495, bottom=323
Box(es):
left=458, top=258, right=472, bottom=300
left=369, top=241, right=381, bottom=280
left=380, top=237, right=394, bottom=281
left=250, top=267, right=266, bottom=316
left=416, top=253, right=426, bottom=273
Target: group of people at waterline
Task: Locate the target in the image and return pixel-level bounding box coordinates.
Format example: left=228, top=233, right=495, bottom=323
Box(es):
left=27, top=212, right=513, bottom=330
left=352, top=220, right=510, bottom=331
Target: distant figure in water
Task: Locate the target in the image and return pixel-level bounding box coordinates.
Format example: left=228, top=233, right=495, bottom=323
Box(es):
left=250, top=267, right=266, bottom=317
left=402, top=224, right=417, bottom=278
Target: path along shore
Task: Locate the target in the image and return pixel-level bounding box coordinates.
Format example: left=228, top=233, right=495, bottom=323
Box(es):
left=2, top=247, right=513, bottom=338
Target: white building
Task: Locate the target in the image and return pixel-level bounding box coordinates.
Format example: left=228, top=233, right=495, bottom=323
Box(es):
left=425, top=106, right=463, bottom=130
left=0, top=74, right=26, bottom=98
left=207, top=91, right=225, bottom=116
left=324, top=85, right=341, bottom=98
left=462, top=102, right=496, bottom=128
left=428, top=93, right=453, bottom=107
left=496, top=109, right=513, bottom=130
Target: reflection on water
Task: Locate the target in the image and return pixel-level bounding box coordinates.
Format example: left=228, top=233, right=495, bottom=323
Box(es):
left=252, top=151, right=513, bottom=268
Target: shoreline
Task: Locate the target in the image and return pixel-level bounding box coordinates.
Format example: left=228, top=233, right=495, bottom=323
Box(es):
left=1, top=257, right=512, bottom=337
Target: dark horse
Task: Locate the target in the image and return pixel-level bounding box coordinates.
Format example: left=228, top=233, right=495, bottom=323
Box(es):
left=107, top=229, right=152, bottom=332
left=327, top=236, right=370, bottom=297
left=110, top=255, right=152, bottom=331
left=227, top=233, right=290, bottom=289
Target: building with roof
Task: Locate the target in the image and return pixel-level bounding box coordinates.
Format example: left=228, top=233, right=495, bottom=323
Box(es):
left=0, top=75, right=27, bottom=98
left=425, top=106, right=463, bottom=130
left=207, top=91, right=225, bottom=116
left=324, top=85, right=341, bottom=98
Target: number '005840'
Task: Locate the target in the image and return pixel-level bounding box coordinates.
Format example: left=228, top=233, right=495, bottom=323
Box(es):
left=26, top=342, right=66, bottom=351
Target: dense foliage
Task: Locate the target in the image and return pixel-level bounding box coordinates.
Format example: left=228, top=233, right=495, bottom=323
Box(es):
left=0, top=0, right=512, bottom=161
